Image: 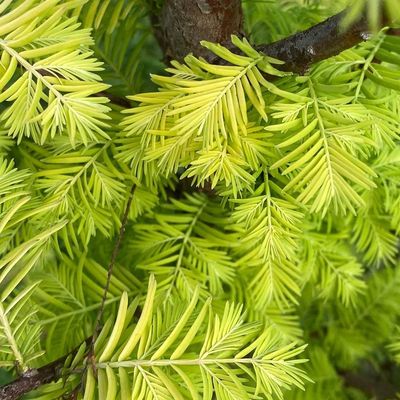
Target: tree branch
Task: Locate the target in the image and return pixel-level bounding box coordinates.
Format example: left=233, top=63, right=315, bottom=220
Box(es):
left=89, top=182, right=136, bottom=357
left=0, top=338, right=91, bottom=400
left=255, top=8, right=386, bottom=74
left=154, top=1, right=392, bottom=75
left=0, top=360, right=64, bottom=400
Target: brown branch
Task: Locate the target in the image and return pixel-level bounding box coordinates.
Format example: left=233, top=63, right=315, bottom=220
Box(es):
left=96, top=92, right=131, bottom=108
left=156, top=1, right=393, bottom=75
left=0, top=360, right=65, bottom=400
left=153, top=1, right=394, bottom=76
left=0, top=338, right=91, bottom=400
left=255, top=8, right=384, bottom=74
left=89, top=182, right=136, bottom=357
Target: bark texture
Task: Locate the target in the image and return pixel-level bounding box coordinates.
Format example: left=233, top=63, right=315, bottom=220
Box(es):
left=154, top=1, right=391, bottom=74
left=153, top=0, right=243, bottom=61
left=256, top=10, right=377, bottom=74
left=0, top=358, right=67, bottom=400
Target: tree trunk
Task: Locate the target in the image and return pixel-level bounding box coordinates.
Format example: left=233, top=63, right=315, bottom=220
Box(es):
left=152, top=0, right=243, bottom=62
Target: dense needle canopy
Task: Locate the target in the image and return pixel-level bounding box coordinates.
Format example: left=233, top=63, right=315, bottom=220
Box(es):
left=0, top=1, right=400, bottom=399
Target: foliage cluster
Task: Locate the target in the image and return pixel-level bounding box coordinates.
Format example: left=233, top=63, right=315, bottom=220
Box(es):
left=1, top=0, right=400, bottom=399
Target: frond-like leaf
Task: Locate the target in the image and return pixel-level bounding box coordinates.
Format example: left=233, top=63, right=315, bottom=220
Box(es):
left=0, top=0, right=110, bottom=145
left=82, top=277, right=309, bottom=400
left=23, top=139, right=130, bottom=249
left=119, top=36, right=295, bottom=194
left=78, top=0, right=160, bottom=96
left=0, top=158, right=67, bottom=299
left=351, top=211, right=398, bottom=266
left=131, top=193, right=237, bottom=300
left=0, top=283, right=43, bottom=371
left=232, top=178, right=303, bottom=308
left=270, top=77, right=376, bottom=215
left=32, top=253, right=142, bottom=359
left=388, top=327, right=400, bottom=364
left=301, top=231, right=366, bottom=306
left=326, top=266, right=400, bottom=368
left=286, top=348, right=344, bottom=400
left=247, top=305, right=303, bottom=344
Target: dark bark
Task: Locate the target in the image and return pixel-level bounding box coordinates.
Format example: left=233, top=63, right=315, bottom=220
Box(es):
left=153, top=1, right=391, bottom=74
left=0, top=366, right=56, bottom=400
left=256, top=9, right=385, bottom=74
left=152, top=0, right=243, bottom=62
left=0, top=352, right=77, bottom=400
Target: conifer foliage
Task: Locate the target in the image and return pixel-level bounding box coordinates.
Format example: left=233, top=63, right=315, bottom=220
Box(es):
left=1, top=0, right=400, bottom=399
